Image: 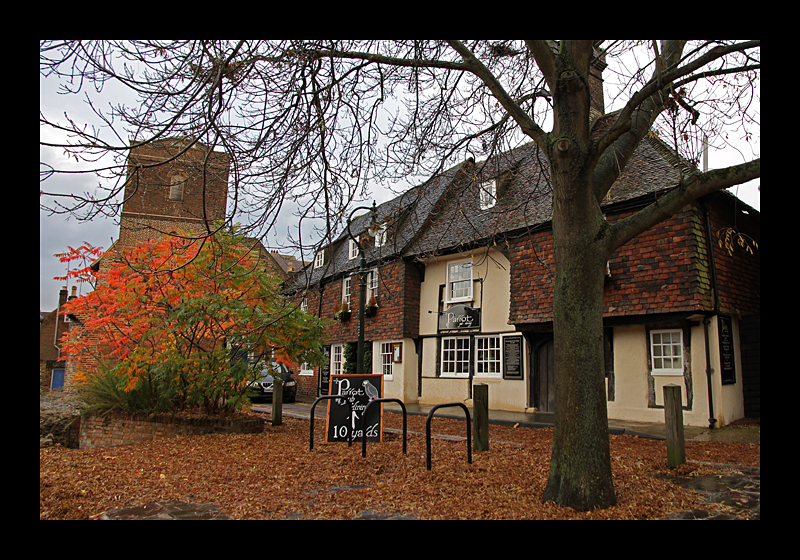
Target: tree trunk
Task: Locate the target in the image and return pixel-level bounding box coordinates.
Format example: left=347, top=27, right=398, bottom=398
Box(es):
left=542, top=228, right=617, bottom=510
left=541, top=127, right=617, bottom=511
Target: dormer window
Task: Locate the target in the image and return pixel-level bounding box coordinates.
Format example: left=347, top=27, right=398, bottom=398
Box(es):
left=314, top=250, right=325, bottom=269
left=374, top=223, right=388, bottom=248
left=348, top=239, right=359, bottom=260
left=479, top=179, right=496, bottom=210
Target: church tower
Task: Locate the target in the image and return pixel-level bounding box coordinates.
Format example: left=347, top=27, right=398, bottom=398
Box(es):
left=119, top=137, right=230, bottom=246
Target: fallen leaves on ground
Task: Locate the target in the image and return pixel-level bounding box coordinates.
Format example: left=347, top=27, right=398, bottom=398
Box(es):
left=40, top=412, right=759, bottom=520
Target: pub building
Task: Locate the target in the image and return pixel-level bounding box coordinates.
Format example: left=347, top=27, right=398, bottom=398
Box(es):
left=285, top=132, right=759, bottom=427
left=284, top=59, right=759, bottom=427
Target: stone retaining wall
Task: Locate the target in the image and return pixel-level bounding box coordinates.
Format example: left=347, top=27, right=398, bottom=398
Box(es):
left=79, top=412, right=265, bottom=449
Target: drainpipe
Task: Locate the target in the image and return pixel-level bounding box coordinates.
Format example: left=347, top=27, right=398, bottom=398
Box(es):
left=53, top=286, right=70, bottom=359
left=316, top=280, right=325, bottom=398
left=701, top=199, right=719, bottom=429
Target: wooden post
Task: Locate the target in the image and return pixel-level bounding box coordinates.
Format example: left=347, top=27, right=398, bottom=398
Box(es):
left=663, top=384, right=685, bottom=468
left=473, top=383, right=489, bottom=451
left=272, top=378, right=283, bottom=426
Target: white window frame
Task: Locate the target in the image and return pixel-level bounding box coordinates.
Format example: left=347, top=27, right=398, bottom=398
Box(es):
left=479, top=179, right=496, bottom=210
left=348, top=238, right=359, bottom=260
left=367, top=268, right=378, bottom=302
left=650, top=329, right=684, bottom=376
left=342, top=276, right=352, bottom=306
left=299, top=362, right=313, bottom=376
left=446, top=258, right=473, bottom=304
left=314, top=250, right=325, bottom=269
left=475, top=335, right=501, bottom=378
left=380, top=342, right=394, bottom=380
left=332, top=344, right=343, bottom=376
left=300, top=297, right=308, bottom=313
left=441, top=336, right=470, bottom=378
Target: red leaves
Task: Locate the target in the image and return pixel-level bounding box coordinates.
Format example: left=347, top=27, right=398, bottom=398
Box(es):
left=58, top=230, right=328, bottom=415
left=53, top=242, right=104, bottom=284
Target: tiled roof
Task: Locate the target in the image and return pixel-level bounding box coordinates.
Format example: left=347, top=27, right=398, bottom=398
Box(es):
left=406, top=113, right=685, bottom=258
left=283, top=160, right=467, bottom=291
left=286, top=112, right=688, bottom=289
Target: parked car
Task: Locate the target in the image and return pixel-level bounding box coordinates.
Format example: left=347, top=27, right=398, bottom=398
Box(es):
left=246, top=362, right=297, bottom=403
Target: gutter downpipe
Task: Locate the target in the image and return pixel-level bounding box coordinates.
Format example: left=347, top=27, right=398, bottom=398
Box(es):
left=701, top=198, right=719, bottom=429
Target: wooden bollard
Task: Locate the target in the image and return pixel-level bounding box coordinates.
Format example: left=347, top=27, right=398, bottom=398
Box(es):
left=272, top=378, right=283, bottom=426
left=473, top=383, right=489, bottom=451
left=663, top=384, right=685, bottom=468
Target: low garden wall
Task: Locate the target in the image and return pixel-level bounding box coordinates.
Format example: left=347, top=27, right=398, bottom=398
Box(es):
left=79, top=412, right=265, bottom=449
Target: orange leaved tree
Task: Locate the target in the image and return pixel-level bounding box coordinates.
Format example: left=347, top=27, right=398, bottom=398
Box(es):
left=60, top=228, right=328, bottom=415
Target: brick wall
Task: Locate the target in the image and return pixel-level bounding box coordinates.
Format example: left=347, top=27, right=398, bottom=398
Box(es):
left=121, top=139, right=229, bottom=235
left=79, top=412, right=264, bottom=449
left=704, top=197, right=760, bottom=317
left=291, top=258, right=421, bottom=393
left=509, top=202, right=723, bottom=325
left=603, top=204, right=708, bottom=318
left=312, top=259, right=420, bottom=345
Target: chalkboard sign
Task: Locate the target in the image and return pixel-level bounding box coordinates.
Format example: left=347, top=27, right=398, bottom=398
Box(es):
left=718, top=316, right=736, bottom=385
left=326, top=374, right=383, bottom=443
left=503, top=335, right=524, bottom=380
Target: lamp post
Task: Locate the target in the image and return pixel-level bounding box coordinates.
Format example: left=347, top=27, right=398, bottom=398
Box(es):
left=346, top=201, right=379, bottom=375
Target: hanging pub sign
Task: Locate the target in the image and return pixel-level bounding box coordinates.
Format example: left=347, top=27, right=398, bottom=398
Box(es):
left=438, top=304, right=481, bottom=331
left=326, top=374, right=383, bottom=443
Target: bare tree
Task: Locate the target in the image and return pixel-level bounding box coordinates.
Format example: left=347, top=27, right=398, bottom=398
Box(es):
left=40, top=40, right=760, bottom=511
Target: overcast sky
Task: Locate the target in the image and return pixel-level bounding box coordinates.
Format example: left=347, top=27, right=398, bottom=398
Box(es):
left=39, top=48, right=760, bottom=313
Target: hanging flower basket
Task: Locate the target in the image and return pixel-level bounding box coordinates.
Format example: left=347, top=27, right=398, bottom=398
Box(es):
left=335, top=310, right=352, bottom=322
left=365, top=295, right=378, bottom=316
left=335, top=301, right=351, bottom=322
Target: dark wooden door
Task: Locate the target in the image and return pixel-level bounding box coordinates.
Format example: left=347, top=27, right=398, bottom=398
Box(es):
left=534, top=337, right=555, bottom=412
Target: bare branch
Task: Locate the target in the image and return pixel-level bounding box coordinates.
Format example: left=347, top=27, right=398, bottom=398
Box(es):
left=525, top=40, right=558, bottom=91
left=446, top=40, right=547, bottom=146
left=605, top=158, right=760, bottom=254
left=593, top=40, right=759, bottom=202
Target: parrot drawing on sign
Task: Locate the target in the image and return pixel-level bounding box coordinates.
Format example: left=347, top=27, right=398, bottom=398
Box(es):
left=363, top=380, right=379, bottom=400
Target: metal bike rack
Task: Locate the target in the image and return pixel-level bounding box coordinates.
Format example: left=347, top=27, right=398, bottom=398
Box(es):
left=426, top=402, right=472, bottom=470
left=361, top=398, right=407, bottom=458
left=309, top=395, right=353, bottom=451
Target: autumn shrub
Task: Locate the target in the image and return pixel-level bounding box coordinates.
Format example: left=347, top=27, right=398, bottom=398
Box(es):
left=78, top=361, right=176, bottom=415
left=60, top=226, right=330, bottom=416
left=78, top=365, right=131, bottom=415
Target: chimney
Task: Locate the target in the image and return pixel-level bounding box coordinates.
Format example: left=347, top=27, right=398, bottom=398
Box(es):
left=69, top=286, right=77, bottom=301
left=59, top=286, right=68, bottom=309
left=588, top=45, right=607, bottom=116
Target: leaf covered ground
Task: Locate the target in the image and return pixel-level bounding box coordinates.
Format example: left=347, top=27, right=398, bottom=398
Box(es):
left=40, top=412, right=759, bottom=520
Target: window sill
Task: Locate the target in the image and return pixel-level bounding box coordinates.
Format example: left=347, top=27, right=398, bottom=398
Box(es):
left=445, top=298, right=474, bottom=306
left=651, top=371, right=684, bottom=377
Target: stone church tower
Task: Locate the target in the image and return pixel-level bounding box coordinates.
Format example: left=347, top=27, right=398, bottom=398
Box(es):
left=60, top=138, right=293, bottom=391
left=118, top=137, right=230, bottom=245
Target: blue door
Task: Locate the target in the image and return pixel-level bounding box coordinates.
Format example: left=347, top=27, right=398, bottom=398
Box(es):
left=51, top=368, right=65, bottom=390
